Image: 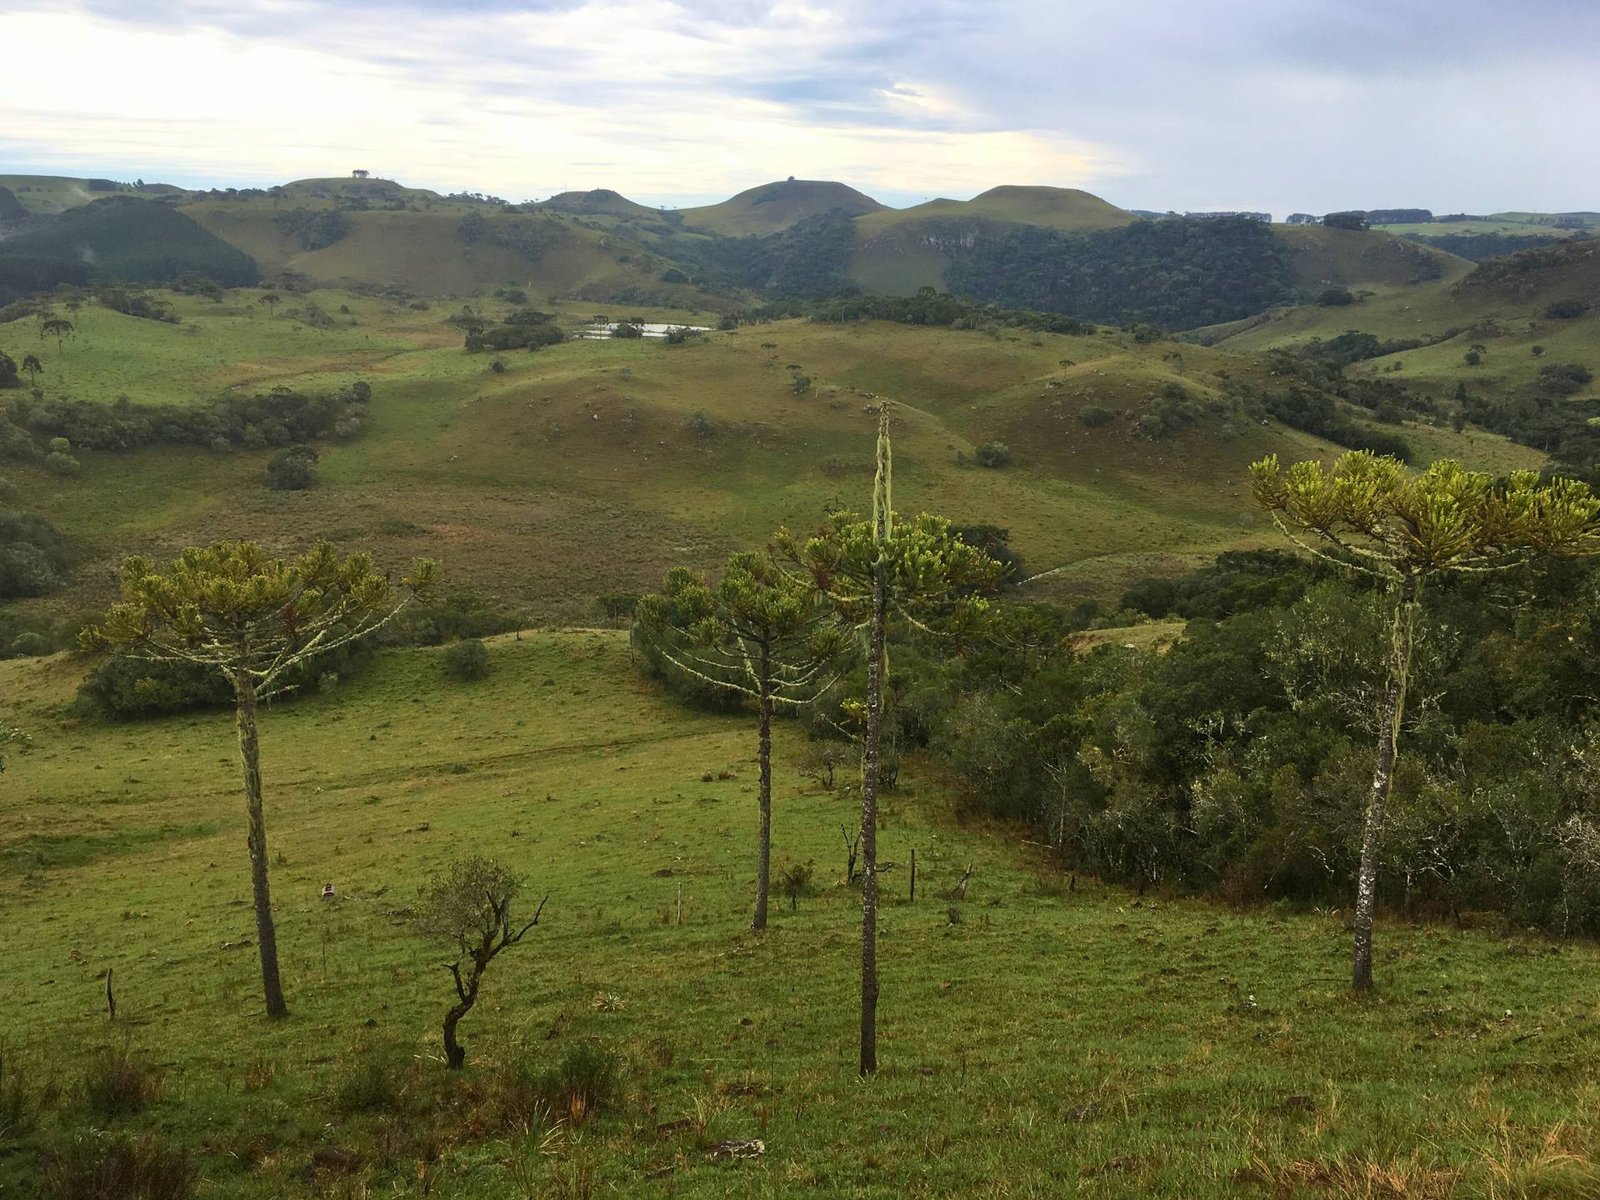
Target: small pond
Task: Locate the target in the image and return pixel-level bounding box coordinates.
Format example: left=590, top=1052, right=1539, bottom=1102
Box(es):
left=572, top=323, right=711, bottom=340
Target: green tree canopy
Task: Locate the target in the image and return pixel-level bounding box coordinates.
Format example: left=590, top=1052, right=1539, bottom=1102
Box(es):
left=83, top=541, right=437, bottom=1018
left=1252, top=451, right=1599, bottom=991
left=637, top=550, right=846, bottom=930
left=776, top=407, right=1003, bottom=1075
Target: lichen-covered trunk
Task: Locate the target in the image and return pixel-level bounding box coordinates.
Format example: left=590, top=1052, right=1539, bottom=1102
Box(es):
left=753, top=645, right=774, bottom=932
left=1352, top=572, right=1420, bottom=993
left=235, top=674, right=288, bottom=1019
left=859, top=551, right=887, bottom=1076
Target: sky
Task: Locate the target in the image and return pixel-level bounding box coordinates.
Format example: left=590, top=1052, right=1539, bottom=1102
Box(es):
left=1, top=0, right=1595, bottom=216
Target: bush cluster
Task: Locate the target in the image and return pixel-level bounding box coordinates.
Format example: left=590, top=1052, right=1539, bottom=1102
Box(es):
left=886, top=551, right=1600, bottom=934
left=0, top=381, right=371, bottom=464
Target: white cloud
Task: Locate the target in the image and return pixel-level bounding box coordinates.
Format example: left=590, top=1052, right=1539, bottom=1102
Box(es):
left=0, top=0, right=1593, bottom=211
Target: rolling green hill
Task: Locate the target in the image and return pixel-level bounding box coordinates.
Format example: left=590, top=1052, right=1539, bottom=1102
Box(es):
left=181, top=201, right=716, bottom=304
left=275, top=175, right=445, bottom=204
left=848, top=186, right=1135, bottom=295
left=1274, top=224, right=1469, bottom=290
left=0, top=285, right=1540, bottom=637
left=0, top=186, right=27, bottom=223
left=1212, top=237, right=1600, bottom=383
left=679, top=179, right=886, bottom=236
left=860, top=185, right=1135, bottom=237
left=536, top=188, right=664, bottom=220
left=0, top=196, right=261, bottom=300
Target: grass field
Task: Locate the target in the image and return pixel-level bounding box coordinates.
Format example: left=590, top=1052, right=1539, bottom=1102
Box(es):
left=2, top=287, right=1542, bottom=635
left=5, top=632, right=1600, bottom=1198
left=1212, top=238, right=1600, bottom=406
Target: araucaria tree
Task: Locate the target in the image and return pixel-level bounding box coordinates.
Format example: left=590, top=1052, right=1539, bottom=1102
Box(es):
left=411, top=856, right=546, bottom=1069
left=1251, top=452, right=1599, bottom=991
left=780, top=407, right=1001, bottom=1073
left=637, top=552, right=845, bottom=931
left=83, top=542, right=436, bottom=1018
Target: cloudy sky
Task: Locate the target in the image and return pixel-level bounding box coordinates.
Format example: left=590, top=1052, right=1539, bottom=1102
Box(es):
left=1, top=0, right=1594, bottom=216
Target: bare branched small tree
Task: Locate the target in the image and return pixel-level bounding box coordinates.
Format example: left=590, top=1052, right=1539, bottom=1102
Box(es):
left=82, top=541, right=436, bottom=1018
left=412, top=856, right=546, bottom=1069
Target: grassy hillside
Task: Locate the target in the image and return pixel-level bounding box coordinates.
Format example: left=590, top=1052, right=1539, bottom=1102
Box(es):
left=1273, top=225, right=1470, bottom=291
left=1212, top=238, right=1600, bottom=406
left=0, top=288, right=1540, bottom=636
left=679, top=180, right=886, bottom=236
left=182, top=202, right=714, bottom=303
left=0, top=175, right=134, bottom=215
left=0, top=196, right=261, bottom=299
left=849, top=187, right=1134, bottom=296
left=537, top=189, right=664, bottom=220
left=859, top=186, right=1134, bottom=238
left=5, top=632, right=1600, bottom=1197
left=276, top=176, right=444, bottom=204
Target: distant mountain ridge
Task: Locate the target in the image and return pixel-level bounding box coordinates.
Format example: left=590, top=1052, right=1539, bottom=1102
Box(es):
left=0, top=170, right=1573, bottom=333
left=677, top=179, right=886, bottom=235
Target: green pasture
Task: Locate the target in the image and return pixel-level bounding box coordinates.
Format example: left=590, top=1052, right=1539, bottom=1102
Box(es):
left=4, top=633, right=1600, bottom=1197
left=1, top=291, right=1544, bottom=625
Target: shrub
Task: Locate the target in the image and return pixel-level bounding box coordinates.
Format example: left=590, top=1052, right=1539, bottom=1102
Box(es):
left=76, top=655, right=233, bottom=717
left=777, top=859, right=817, bottom=911
left=0, top=513, right=67, bottom=598
left=43, top=451, right=80, bottom=477
left=595, top=592, right=640, bottom=624
left=0, top=1044, right=39, bottom=1144
left=1079, top=405, right=1115, bottom=427
left=1538, top=362, right=1594, bottom=397
left=611, top=322, right=643, bottom=339
left=444, top=637, right=491, bottom=681
left=82, top=1045, right=161, bottom=1118
left=1544, top=299, right=1587, bottom=319
left=1316, top=286, right=1354, bottom=306
left=332, top=1052, right=407, bottom=1115
left=532, top=1042, right=621, bottom=1122
left=8, top=631, right=49, bottom=657
left=264, top=444, right=317, bottom=490
left=974, top=441, right=1012, bottom=468
left=797, top=739, right=852, bottom=789
left=45, top=1133, right=197, bottom=1200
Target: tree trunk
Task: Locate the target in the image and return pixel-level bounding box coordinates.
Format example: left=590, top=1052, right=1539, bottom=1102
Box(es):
left=859, top=543, right=887, bottom=1076
left=235, top=673, right=288, bottom=1019
left=443, top=987, right=476, bottom=1069
left=753, top=645, right=774, bottom=932
left=1352, top=571, right=1420, bottom=993
left=859, top=407, right=891, bottom=1078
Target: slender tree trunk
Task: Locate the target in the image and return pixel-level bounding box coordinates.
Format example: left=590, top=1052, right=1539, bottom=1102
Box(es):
left=235, top=674, right=288, bottom=1019
left=1352, top=571, right=1420, bottom=993
left=860, top=406, right=892, bottom=1077
left=443, top=977, right=479, bottom=1069
left=753, top=645, right=774, bottom=932
left=860, top=562, right=885, bottom=1075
